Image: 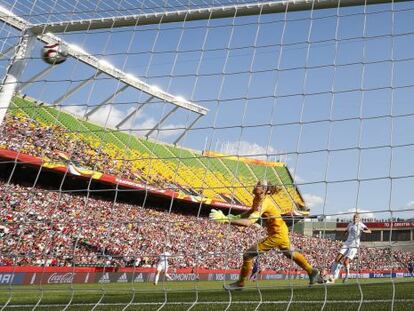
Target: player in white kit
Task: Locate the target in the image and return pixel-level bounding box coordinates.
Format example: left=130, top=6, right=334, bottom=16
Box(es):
left=328, top=213, right=371, bottom=283
left=154, top=251, right=173, bottom=285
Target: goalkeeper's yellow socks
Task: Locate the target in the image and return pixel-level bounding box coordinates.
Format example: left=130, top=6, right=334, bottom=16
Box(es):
left=292, top=251, right=313, bottom=275
left=238, top=258, right=253, bottom=285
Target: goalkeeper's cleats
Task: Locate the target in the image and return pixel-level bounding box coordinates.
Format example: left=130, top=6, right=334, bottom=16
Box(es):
left=223, top=282, right=244, bottom=291
left=308, top=269, right=324, bottom=286
left=209, top=209, right=229, bottom=223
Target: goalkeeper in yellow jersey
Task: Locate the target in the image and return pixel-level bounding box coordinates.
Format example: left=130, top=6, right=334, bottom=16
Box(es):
left=210, top=181, right=323, bottom=290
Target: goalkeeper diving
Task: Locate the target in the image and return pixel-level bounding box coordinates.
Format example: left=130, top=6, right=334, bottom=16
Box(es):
left=210, top=180, right=324, bottom=290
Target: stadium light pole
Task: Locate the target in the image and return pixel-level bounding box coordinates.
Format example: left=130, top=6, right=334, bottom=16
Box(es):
left=0, top=29, right=36, bottom=126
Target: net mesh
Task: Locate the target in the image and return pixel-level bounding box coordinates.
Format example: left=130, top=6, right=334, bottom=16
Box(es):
left=0, top=0, right=413, bottom=310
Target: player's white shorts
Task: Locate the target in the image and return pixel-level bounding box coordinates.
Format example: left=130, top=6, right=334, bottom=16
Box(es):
left=156, top=263, right=168, bottom=272
left=339, top=245, right=358, bottom=260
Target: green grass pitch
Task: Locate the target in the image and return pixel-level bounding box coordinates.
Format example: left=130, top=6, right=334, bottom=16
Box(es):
left=0, top=279, right=412, bottom=310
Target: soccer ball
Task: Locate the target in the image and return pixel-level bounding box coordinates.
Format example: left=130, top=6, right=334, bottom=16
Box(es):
left=323, top=274, right=335, bottom=284
left=41, top=43, right=68, bottom=65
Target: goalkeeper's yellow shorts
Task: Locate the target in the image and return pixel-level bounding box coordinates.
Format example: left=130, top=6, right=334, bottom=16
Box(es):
left=257, top=231, right=290, bottom=252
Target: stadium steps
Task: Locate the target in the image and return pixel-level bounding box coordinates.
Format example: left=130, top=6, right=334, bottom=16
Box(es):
left=162, top=146, right=254, bottom=203
left=137, top=139, right=230, bottom=198
left=111, top=130, right=149, bottom=154
left=204, top=157, right=253, bottom=203
left=14, top=97, right=147, bottom=158
left=248, top=163, right=279, bottom=184
left=170, top=146, right=252, bottom=195
left=26, top=100, right=146, bottom=161
left=163, top=145, right=244, bottom=200
left=106, top=133, right=215, bottom=197
left=273, top=166, right=294, bottom=186
left=217, top=158, right=257, bottom=201
left=12, top=97, right=103, bottom=145
left=268, top=165, right=306, bottom=214
left=129, top=139, right=212, bottom=195
left=11, top=97, right=56, bottom=126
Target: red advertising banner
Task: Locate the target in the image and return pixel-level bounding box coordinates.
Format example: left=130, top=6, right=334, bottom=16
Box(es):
left=0, top=266, right=409, bottom=285
left=337, top=222, right=414, bottom=229
left=23, top=272, right=94, bottom=285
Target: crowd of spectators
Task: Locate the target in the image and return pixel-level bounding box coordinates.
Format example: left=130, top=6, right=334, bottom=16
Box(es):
left=0, top=114, right=184, bottom=190
left=0, top=112, right=412, bottom=272
left=0, top=181, right=412, bottom=272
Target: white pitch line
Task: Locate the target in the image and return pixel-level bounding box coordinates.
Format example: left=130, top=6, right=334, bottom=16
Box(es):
left=3, top=299, right=414, bottom=308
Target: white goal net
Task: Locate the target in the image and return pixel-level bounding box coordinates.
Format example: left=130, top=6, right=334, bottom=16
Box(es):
left=0, top=0, right=413, bottom=310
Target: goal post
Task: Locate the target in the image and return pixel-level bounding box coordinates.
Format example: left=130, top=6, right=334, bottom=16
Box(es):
left=28, top=0, right=412, bottom=33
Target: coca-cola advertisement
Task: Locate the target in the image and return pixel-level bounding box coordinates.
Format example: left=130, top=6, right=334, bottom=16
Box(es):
left=22, top=272, right=94, bottom=285
left=47, top=273, right=75, bottom=284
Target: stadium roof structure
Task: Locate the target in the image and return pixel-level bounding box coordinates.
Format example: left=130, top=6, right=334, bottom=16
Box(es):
left=0, top=5, right=208, bottom=144
left=0, top=0, right=405, bottom=119
left=0, top=0, right=407, bottom=139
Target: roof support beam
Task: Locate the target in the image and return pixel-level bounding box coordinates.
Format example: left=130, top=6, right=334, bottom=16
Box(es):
left=0, top=6, right=29, bottom=30
left=115, top=96, right=153, bottom=129
left=51, top=72, right=102, bottom=107
left=145, top=106, right=179, bottom=138
left=30, top=0, right=408, bottom=32
left=173, top=114, right=202, bottom=146
left=0, top=6, right=208, bottom=116
left=85, top=84, right=128, bottom=119
left=17, top=65, right=54, bottom=91
left=0, top=45, right=16, bottom=59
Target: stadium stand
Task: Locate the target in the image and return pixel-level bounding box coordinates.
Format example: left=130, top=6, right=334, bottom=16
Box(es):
left=0, top=181, right=412, bottom=271
left=0, top=96, right=306, bottom=215
left=1, top=97, right=412, bottom=273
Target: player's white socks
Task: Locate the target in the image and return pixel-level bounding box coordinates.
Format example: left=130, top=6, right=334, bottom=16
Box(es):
left=154, top=273, right=160, bottom=285
left=154, top=272, right=172, bottom=285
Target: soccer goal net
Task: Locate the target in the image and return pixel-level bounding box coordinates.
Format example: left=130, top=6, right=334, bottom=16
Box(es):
left=0, top=0, right=413, bottom=310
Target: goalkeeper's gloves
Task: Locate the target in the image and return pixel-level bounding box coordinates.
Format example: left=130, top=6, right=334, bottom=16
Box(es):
left=209, top=209, right=241, bottom=223
left=209, top=209, right=228, bottom=223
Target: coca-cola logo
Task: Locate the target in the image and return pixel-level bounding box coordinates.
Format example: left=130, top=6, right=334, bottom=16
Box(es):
left=47, top=273, right=75, bottom=284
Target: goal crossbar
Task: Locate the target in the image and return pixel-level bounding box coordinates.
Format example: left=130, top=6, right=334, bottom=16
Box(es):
left=28, top=0, right=410, bottom=34
left=0, top=6, right=208, bottom=116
